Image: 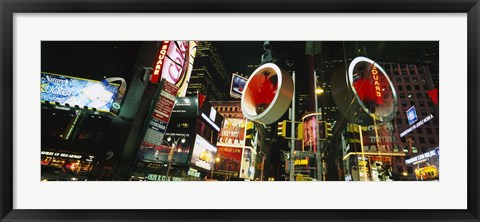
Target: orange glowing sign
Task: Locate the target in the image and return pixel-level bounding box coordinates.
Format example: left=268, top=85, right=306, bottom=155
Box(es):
left=371, top=66, right=383, bottom=104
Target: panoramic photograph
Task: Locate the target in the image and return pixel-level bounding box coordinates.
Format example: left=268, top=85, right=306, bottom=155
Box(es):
left=40, top=41, right=439, bottom=182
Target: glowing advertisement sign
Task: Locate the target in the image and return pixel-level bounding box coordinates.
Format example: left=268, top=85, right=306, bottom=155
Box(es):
left=349, top=57, right=396, bottom=120
left=140, top=80, right=179, bottom=157
left=331, top=56, right=397, bottom=126
left=302, top=114, right=327, bottom=152
left=406, top=106, right=418, bottom=125
left=230, top=73, right=248, bottom=99
left=405, top=147, right=439, bottom=164
left=150, top=41, right=194, bottom=97
left=41, top=73, right=119, bottom=112
left=217, top=118, right=246, bottom=147
left=239, top=146, right=255, bottom=180
left=138, top=133, right=191, bottom=164
left=215, top=146, right=242, bottom=177
left=190, top=134, right=218, bottom=171
left=177, top=41, right=197, bottom=97
left=400, top=114, right=434, bottom=137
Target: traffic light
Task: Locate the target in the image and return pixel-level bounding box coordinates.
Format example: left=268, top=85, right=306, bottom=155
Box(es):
left=296, top=122, right=303, bottom=140
left=277, top=120, right=287, bottom=137
left=326, top=122, right=333, bottom=138
left=277, top=120, right=303, bottom=140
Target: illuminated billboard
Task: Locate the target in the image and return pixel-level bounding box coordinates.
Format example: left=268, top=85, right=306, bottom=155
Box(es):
left=41, top=72, right=119, bottom=112
left=138, top=133, right=192, bottom=164
left=302, top=113, right=326, bottom=153
left=331, top=56, right=397, bottom=126
left=217, top=118, right=246, bottom=147
left=190, top=134, right=218, bottom=171
left=239, top=146, right=255, bottom=180
left=150, top=41, right=196, bottom=97
left=230, top=73, right=248, bottom=98
left=215, top=146, right=242, bottom=177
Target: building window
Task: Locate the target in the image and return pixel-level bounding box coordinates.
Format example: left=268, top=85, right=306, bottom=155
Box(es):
left=407, top=167, right=413, bottom=173
left=413, top=77, right=418, bottom=83
left=426, top=128, right=432, bottom=134
left=414, top=85, right=421, bottom=91
left=421, top=109, right=427, bottom=116
left=419, top=137, right=425, bottom=144
left=410, top=101, right=415, bottom=106
left=417, top=93, right=423, bottom=98
left=419, top=101, right=425, bottom=107
left=417, top=128, right=423, bottom=134
left=396, top=78, right=402, bottom=83
left=401, top=101, right=407, bottom=107
left=428, top=137, right=435, bottom=144
left=404, top=77, right=410, bottom=83
left=396, top=118, right=403, bottom=124
left=400, top=93, right=405, bottom=99
left=398, top=85, right=403, bottom=91
left=406, top=85, right=412, bottom=91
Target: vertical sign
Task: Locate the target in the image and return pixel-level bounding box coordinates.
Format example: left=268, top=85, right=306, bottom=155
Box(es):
left=139, top=80, right=179, bottom=161
left=150, top=41, right=171, bottom=84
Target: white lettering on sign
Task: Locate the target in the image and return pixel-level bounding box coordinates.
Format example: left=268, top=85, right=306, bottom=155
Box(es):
left=400, top=114, right=434, bottom=137
left=405, top=147, right=438, bottom=164
left=41, top=151, right=82, bottom=159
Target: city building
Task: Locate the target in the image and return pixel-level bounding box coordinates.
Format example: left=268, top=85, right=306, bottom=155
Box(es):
left=382, top=63, right=440, bottom=180
left=187, top=42, right=230, bottom=101
left=210, top=100, right=270, bottom=181
left=130, top=95, right=224, bottom=181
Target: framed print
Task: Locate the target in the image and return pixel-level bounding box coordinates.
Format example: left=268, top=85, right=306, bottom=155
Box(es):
left=1, top=0, right=479, bottom=221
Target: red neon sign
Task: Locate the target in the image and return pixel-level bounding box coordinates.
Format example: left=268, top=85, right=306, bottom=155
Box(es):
left=371, top=66, right=384, bottom=105
left=150, top=41, right=170, bottom=83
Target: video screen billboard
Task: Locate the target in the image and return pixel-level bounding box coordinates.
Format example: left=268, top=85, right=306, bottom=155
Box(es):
left=41, top=72, right=119, bottom=112
left=230, top=73, right=248, bottom=98
left=302, top=115, right=326, bottom=152
left=138, top=133, right=192, bottom=164
left=190, top=134, right=218, bottom=171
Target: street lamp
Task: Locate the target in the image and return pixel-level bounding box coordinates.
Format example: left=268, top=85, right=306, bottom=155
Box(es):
left=165, top=135, right=186, bottom=181
left=212, top=156, right=220, bottom=180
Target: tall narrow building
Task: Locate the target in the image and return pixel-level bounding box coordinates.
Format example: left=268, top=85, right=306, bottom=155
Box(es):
left=187, top=42, right=229, bottom=100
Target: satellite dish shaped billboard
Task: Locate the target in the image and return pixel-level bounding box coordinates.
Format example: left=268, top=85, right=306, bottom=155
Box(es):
left=331, top=57, right=397, bottom=126
left=241, top=63, right=294, bottom=125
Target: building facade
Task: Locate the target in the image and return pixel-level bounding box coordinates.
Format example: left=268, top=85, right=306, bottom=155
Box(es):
left=187, top=42, right=229, bottom=101
left=383, top=63, right=439, bottom=180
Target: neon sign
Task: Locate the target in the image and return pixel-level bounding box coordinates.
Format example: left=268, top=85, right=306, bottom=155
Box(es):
left=150, top=41, right=191, bottom=93
left=150, top=41, right=170, bottom=83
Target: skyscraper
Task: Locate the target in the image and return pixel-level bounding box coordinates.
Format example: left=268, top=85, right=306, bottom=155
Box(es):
left=382, top=63, right=439, bottom=180
left=187, top=42, right=229, bottom=101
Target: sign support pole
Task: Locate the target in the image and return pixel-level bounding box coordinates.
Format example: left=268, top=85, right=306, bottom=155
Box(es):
left=289, top=72, right=296, bottom=181
left=314, top=70, right=323, bottom=181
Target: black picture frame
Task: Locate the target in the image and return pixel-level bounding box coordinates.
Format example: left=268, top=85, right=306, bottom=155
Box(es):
left=1, top=0, right=479, bottom=221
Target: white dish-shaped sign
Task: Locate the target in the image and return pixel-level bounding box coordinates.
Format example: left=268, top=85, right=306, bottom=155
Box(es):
left=241, top=63, right=293, bottom=125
